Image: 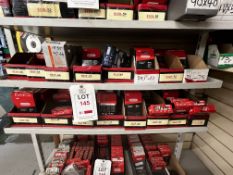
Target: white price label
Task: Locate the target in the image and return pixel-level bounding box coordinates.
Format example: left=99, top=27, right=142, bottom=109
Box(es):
left=68, top=0, right=99, bottom=9
left=70, top=84, right=98, bottom=122
left=187, top=0, right=219, bottom=9
left=0, top=7, right=4, bottom=17
left=219, top=55, right=233, bottom=65
left=184, top=69, right=209, bottom=81
left=134, top=74, right=159, bottom=84
left=93, top=159, right=111, bottom=175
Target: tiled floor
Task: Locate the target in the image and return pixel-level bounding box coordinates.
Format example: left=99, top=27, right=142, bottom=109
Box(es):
left=0, top=134, right=213, bottom=175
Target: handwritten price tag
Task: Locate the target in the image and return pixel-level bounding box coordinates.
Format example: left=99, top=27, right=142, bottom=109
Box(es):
left=187, top=0, right=219, bottom=9
left=70, top=84, right=98, bottom=122
left=219, top=55, right=233, bottom=65
left=93, top=159, right=111, bottom=175
left=134, top=74, right=159, bottom=84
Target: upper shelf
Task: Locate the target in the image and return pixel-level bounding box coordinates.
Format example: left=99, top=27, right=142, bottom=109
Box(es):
left=0, top=77, right=222, bottom=90
left=0, top=18, right=232, bottom=32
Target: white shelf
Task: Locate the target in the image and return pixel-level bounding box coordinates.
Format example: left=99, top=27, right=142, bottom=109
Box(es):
left=0, top=18, right=233, bottom=30
left=0, top=77, right=222, bottom=90
left=4, top=126, right=208, bottom=135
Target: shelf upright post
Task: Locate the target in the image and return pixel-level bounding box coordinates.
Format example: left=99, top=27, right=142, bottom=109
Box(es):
left=31, top=134, right=45, bottom=173
left=195, top=31, right=209, bottom=58
left=174, top=133, right=184, bottom=160
left=3, top=28, right=16, bottom=57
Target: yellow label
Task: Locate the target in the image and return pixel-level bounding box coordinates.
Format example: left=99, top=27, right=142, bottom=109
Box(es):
left=73, top=121, right=94, bottom=126
left=75, top=73, right=101, bottom=81
left=79, top=9, right=106, bottom=18
left=108, top=72, right=131, bottom=80
left=13, top=117, right=37, bottom=123
left=147, top=119, right=169, bottom=125
left=191, top=120, right=205, bottom=126
left=26, top=69, right=45, bottom=77
left=97, top=120, right=120, bottom=125
left=107, top=9, right=133, bottom=20
left=0, top=7, right=3, bottom=17
left=44, top=118, right=68, bottom=124
left=124, top=121, right=146, bottom=127
left=6, top=68, right=26, bottom=76
left=138, top=12, right=166, bottom=21
left=169, top=120, right=187, bottom=125
left=27, top=3, right=61, bottom=17
left=45, top=71, right=69, bottom=80
left=160, top=73, right=184, bottom=82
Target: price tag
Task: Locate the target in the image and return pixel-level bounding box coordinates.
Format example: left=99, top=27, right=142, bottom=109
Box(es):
left=68, top=0, right=99, bottom=9
left=184, top=69, right=209, bottom=81
left=219, top=55, right=233, bottom=65
left=93, top=159, right=111, bottom=175
left=134, top=74, right=159, bottom=84
left=187, top=0, right=219, bottom=9
left=70, top=84, right=98, bottom=122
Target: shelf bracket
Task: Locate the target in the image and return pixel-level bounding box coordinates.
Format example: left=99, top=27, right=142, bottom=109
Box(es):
left=31, top=134, right=45, bottom=173
left=3, top=28, right=16, bottom=57
left=174, top=133, right=184, bottom=161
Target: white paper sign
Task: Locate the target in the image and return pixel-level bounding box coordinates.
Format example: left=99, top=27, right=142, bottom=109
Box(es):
left=70, top=84, right=98, bottom=122
left=68, top=0, right=99, bottom=9
left=187, top=0, right=219, bottom=9
left=219, top=55, right=233, bottom=65
left=93, top=159, right=112, bottom=175
left=134, top=74, right=159, bottom=85
left=184, top=69, right=209, bottom=82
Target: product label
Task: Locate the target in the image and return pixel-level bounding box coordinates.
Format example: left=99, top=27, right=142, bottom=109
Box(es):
left=6, top=68, right=26, bottom=76
left=134, top=74, right=159, bottom=84
left=124, top=121, right=146, bottom=127
left=27, top=3, right=61, bottom=17
left=138, top=12, right=166, bottom=21
left=79, top=9, right=106, bottom=18
left=0, top=7, right=3, bottom=17
left=68, top=0, right=99, bottom=9
left=108, top=72, right=131, bottom=80
left=73, top=121, right=94, bottom=126
left=159, top=73, right=184, bottom=82
left=13, top=117, right=38, bottom=123
left=96, top=120, right=120, bottom=125
left=44, top=118, right=68, bottom=124
left=107, top=9, right=133, bottom=20
left=26, top=69, right=45, bottom=77
left=75, top=73, right=101, bottom=81
left=187, top=0, right=219, bottom=10
left=184, top=69, right=209, bottom=82
left=45, top=71, right=69, bottom=80
left=191, top=119, right=205, bottom=126
left=169, top=119, right=187, bottom=125
left=147, top=119, right=169, bottom=125
left=70, top=84, right=98, bottom=122
left=93, top=159, right=112, bottom=175
left=218, top=55, right=233, bottom=65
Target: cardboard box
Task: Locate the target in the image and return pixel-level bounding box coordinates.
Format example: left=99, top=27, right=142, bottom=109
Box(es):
left=137, top=4, right=167, bottom=21
left=5, top=53, right=34, bottom=80
left=107, top=3, right=134, bottom=20
left=41, top=102, right=72, bottom=126
left=207, top=0, right=233, bottom=21
left=167, top=0, right=219, bottom=21
left=183, top=55, right=209, bottom=83
left=78, top=3, right=106, bottom=19
left=159, top=54, right=184, bottom=83
left=124, top=91, right=143, bottom=116
left=208, top=43, right=233, bottom=69
left=134, top=50, right=160, bottom=85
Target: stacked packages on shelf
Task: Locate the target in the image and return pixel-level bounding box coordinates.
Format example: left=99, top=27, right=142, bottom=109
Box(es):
left=7, top=88, right=215, bottom=129
left=4, top=41, right=211, bottom=84
left=45, top=135, right=184, bottom=175
left=0, top=0, right=228, bottom=21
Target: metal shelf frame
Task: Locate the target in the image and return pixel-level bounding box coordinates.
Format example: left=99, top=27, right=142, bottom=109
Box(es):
left=0, top=77, right=223, bottom=90
left=0, top=18, right=233, bottom=30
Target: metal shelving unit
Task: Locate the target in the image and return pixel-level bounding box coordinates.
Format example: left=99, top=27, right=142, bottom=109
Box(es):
left=4, top=126, right=207, bottom=135
left=0, top=15, right=228, bottom=175
left=0, top=77, right=223, bottom=90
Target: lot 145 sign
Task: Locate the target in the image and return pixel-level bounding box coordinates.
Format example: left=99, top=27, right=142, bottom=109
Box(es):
left=70, top=84, right=98, bottom=122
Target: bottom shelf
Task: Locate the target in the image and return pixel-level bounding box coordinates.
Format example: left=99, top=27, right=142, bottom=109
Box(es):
left=4, top=126, right=208, bottom=135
